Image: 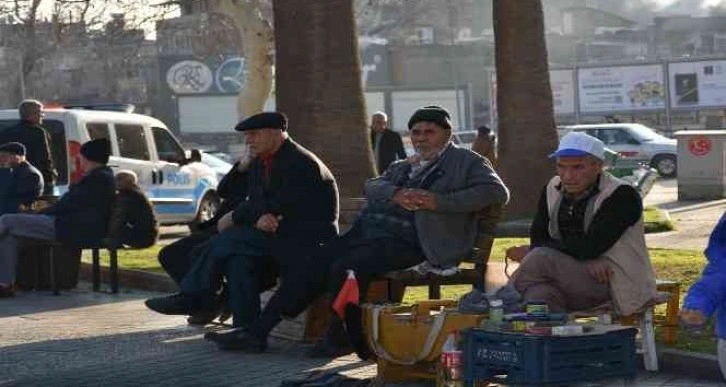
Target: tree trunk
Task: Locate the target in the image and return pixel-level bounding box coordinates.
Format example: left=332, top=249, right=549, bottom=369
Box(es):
left=494, top=0, right=557, bottom=220
left=216, top=0, right=274, bottom=119
left=272, top=0, right=374, bottom=198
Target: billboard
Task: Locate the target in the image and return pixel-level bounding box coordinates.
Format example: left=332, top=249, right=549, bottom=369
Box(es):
left=669, top=60, right=726, bottom=108
left=550, top=69, right=576, bottom=115
left=578, top=64, right=666, bottom=113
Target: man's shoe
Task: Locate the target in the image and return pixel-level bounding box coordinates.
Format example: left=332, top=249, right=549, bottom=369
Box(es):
left=206, top=328, right=268, bottom=353
left=145, top=293, right=198, bottom=315
left=187, top=310, right=219, bottom=325
left=203, top=327, right=241, bottom=341
left=0, top=284, right=15, bottom=298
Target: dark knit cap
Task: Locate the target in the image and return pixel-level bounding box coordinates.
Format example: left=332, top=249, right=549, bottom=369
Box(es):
left=0, top=142, right=26, bottom=156
left=235, top=112, right=288, bottom=132
left=80, top=138, right=111, bottom=164
left=407, top=105, right=452, bottom=130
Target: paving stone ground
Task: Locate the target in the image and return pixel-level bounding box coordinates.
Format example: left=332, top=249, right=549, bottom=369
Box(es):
left=1, top=286, right=725, bottom=387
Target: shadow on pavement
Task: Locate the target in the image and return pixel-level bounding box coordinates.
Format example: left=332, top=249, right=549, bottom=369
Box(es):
left=0, top=285, right=155, bottom=319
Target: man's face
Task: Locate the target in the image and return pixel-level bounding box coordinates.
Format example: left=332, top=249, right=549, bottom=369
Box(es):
left=79, top=154, right=93, bottom=172
left=0, top=153, right=21, bottom=167
left=244, top=128, right=281, bottom=156
left=0, top=153, right=10, bottom=167
left=27, top=107, right=44, bottom=125
left=557, top=156, right=602, bottom=196
left=371, top=114, right=386, bottom=133
left=410, top=121, right=451, bottom=160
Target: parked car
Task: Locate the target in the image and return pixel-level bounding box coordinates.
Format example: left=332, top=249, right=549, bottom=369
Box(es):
left=559, top=123, right=678, bottom=178
left=0, top=106, right=221, bottom=227
left=200, top=151, right=233, bottom=182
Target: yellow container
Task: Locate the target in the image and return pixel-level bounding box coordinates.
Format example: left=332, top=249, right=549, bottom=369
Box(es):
left=363, top=300, right=486, bottom=382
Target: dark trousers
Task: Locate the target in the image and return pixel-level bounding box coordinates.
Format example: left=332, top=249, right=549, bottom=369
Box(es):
left=181, top=226, right=276, bottom=327
left=158, top=230, right=215, bottom=286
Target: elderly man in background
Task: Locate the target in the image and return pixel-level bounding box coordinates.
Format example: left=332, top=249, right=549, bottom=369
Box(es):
left=0, top=99, right=57, bottom=195
left=370, top=111, right=407, bottom=174
left=506, top=131, right=656, bottom=316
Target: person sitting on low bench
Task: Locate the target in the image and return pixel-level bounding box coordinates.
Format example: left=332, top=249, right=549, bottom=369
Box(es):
left=505, top=132, right=656, bottom=316
left=0, top=142, right=43, bottom=215
left=105, top=170, right=158, bottom=249
left=0, top=139, right=114, bottom=298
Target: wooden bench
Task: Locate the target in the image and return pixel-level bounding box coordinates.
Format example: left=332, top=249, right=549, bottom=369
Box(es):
left=372, top=204, right=504, bottom=303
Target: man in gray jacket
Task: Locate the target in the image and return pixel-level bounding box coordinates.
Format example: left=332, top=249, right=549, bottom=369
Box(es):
left=205, top=106, right=509, bottom=355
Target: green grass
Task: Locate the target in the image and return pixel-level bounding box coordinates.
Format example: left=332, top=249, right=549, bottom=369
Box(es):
left=644, top=206, right=676, bottom=233
left=81, top=245, right=166, bottom=273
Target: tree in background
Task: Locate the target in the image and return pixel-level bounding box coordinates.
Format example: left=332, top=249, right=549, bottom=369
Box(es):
left=273, top=0, right=374, bottom=197
left=493, top=0, right=558, bottom=219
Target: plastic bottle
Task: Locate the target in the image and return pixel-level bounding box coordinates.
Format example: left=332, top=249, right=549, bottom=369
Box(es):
left=437, top=331, right=463, bottom=387
left=489, top=299, right=504, bottom=323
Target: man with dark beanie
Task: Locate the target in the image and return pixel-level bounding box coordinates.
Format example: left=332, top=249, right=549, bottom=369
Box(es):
left=204, top=106, right=509, bottom=355
left=145, top=112, right=339, bottom=331
left=0, top=142, right=43, bottom=214
left=0, top=138, right=114, bottom=298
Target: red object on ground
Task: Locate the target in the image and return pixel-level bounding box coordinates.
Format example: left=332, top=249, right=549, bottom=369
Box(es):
left=332, top=270, right=359, bottom=320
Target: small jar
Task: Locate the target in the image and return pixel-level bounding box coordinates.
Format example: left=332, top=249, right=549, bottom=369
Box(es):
left=526, top=301, right=549, bottom=316
left=489, top=299, right=504, bottom=323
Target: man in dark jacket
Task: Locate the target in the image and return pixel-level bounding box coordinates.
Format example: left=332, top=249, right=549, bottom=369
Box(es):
left=0, top=138, right=114, bottom=297
left=106, top=170, right=158, bottom=248
left=370, top=111, right=406, bottom=174
left=0, top=142, right=43, bottom=214
left=145, top=112, right=339, bottom=330
left=0, top=100, right=57, bottom=195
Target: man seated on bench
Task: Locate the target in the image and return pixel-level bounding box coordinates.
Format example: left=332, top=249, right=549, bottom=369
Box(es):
left=144, top=112, right=339, bottom=330
left=505, top=132, right=657, bottom=316
left=205, top=106, right=510, bottom=355
left=105, top=170, right=159, bottom=249
left=0, top=138, right=114, bottom=298
left=0, top=142, right=43, bottom=215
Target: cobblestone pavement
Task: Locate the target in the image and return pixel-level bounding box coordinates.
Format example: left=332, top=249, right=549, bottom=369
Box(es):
left=1, top=287, right=725, bottom=387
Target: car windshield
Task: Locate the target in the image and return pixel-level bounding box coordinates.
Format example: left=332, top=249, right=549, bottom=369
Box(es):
left=626, top=124, right=661, bottom=141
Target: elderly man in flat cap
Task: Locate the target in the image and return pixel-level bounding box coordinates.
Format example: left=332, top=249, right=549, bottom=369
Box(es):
left=145, top=112, right=339, bottom=329
left=0, top=138, right=114, bottom=297
left=205, top=106, right=510, bottom=354
left=0, top=142, right=43, bottom=215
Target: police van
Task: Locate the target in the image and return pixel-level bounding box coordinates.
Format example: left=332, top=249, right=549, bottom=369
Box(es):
left=0, top=106, right=221, bottom=227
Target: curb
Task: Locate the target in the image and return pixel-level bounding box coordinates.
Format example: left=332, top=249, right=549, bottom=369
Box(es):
left=666, top=199, right=726, bottom=214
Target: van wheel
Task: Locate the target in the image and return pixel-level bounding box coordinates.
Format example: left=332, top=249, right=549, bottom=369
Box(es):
left=189, top=193, right=220, bottom=232
left=652, top=155, right=677, bottom=178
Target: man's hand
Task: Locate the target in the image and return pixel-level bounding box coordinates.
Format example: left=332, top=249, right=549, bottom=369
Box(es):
left=586, top=259, right=612, bottom=283
left=680, top=308, right=707, bottom=327
left=407, top=189, right=437, bottom=210
left=256, top=213, right=282, bottom=233
left=392, top=189, right=418, bottom=211
left=505, top=245, right=530, bottom=262
left=217, top=212, right=234, bottom=232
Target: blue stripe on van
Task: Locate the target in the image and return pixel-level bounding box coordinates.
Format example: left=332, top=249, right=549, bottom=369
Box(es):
left=153, top=178, right=214, bottom=215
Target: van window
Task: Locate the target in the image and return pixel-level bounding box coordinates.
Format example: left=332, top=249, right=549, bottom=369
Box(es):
left=86, top=123, right=110, bottom=140
left=152, top=127, right=185, bottom=164
left=0, top=119, right=69, bottom=185
left=115, top=124, right=150, bottom=160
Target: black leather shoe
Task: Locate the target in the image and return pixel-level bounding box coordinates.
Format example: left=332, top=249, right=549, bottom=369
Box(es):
left=145, top=293, right=198, bottom=315
left=206, top=328, right=268, bottom=353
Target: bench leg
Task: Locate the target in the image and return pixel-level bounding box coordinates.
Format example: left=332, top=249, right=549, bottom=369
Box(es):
left=641, top=308, right=658, bottom=372
left=428, top=284, right=441, bottom=300
left=664, top=285, right=681, bottom=346
left=92, top=248, right=100, bottom=292
left=109, top=248, right=118, bottom=294
left=387, top=280, right=405, bottom=303
left=50, top=248, right=59, bottom=296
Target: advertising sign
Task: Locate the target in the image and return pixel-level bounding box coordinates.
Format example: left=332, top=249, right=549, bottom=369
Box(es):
left=550, top=69, right=576, bottom=115
left=578, top=64, right=666, bottom=113
left=669, top=60, right=726, bottom=108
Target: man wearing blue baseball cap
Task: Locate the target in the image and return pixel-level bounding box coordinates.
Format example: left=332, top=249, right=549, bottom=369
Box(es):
left=504, top=131, right=657, bottom=316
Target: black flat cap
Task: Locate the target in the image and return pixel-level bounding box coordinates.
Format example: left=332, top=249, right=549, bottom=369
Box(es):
left=0, top=142, right=26, bottom=156
left=235, top=112, right=288, bottom=132
left=407, top=105, right=452, bottom=130
left=80, top=138, right=111, bottom=164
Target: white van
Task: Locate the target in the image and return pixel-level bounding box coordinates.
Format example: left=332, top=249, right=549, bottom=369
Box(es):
left=0, top=107, right=221, bottom=227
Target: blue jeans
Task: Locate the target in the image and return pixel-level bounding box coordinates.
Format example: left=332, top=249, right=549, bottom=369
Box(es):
left=181, top=225, right=273, bottom=327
